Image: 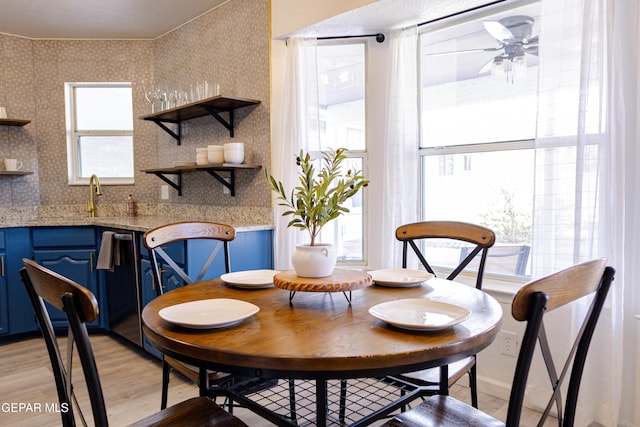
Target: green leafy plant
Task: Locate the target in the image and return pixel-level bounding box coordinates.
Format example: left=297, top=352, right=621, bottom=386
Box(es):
left=265, top=148, right=369, bottom=246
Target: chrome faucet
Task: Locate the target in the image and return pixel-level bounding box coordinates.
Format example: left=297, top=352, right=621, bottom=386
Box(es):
left=87, top=174, right=102, bottom=217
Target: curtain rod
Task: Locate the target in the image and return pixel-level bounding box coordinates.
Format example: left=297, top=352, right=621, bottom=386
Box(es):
left=417, top=0, right=508, bottom=27
left=318, top=33, right=385, bottom=43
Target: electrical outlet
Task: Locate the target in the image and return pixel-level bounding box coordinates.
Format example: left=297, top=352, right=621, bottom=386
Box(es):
left=222, top=177, right=231, bottom=194
left=501, top=331, right=518, bottom=357
left=161, top=185, right=169, bottom=200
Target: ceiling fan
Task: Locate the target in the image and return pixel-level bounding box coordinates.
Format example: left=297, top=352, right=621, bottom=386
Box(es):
left=426, top=15, right=539, bottom=76
left=479, top=15, right=538, bottom=75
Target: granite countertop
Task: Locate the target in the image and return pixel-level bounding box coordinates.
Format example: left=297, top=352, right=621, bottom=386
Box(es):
left=1, top=216, right=274, bottom=233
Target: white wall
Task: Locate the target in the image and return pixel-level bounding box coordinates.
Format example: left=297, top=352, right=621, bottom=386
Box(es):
left=271, top=0, right=376, bottom=39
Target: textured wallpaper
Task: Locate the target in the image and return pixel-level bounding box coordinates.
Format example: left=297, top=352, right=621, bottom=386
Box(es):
left=0, top=0, right=271, bottom=216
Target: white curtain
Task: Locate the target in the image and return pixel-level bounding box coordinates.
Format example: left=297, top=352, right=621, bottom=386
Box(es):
left=380, top=27, right=419, bottom=269
left=532, top=0, right=638, bottom=424
left=273, top=37, right=320, bottom=270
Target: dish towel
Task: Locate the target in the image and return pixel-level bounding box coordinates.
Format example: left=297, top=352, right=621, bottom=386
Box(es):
left=96, top=231, right=121, bottom=271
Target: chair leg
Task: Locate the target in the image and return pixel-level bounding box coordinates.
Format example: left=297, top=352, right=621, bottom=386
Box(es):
left=469, top=363, right=478, bottom=408
left=161, top=358, right=170, bottom=410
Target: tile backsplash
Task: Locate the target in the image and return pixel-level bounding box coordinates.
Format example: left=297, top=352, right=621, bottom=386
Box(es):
left=0, top=0, right=271, bottom=223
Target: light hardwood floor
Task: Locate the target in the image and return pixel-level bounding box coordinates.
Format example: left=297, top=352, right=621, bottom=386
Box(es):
left=0, top=334, right=555, bottom=426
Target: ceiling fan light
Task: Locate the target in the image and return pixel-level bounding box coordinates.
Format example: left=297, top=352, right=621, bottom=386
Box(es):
left=513, top=54, right=527, bottom=78
left=491, top=58, right=505, bottom=76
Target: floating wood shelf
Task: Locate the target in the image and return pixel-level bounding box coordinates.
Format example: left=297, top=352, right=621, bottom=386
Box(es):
left=139, top=95, right=260, bottom=143
left=0, top=171, right=33, bottom=176
left=0, top=118, right=31, bottom=127
left=141, top=163, right=261, bottom=196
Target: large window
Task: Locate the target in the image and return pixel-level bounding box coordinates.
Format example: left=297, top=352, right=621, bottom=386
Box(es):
left=314, top=42, right=367, bottom=263
left=420, top=1, right=540, bottom=278
left=65, top=83, right=134, bottom=185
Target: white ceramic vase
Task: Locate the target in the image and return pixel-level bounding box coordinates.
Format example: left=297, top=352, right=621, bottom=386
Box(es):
left=291, top=243, right=337, bottom=278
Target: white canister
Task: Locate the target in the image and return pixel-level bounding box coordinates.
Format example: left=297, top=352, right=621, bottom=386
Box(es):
left=223, top=142, right=244, bottom=164
left=207, top=145, right=224, bottom=164
left=196, top=147, right=209, bottom=165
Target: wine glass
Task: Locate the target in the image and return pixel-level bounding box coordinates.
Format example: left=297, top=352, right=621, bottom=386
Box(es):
left=155, top=86, right=167, bottom=111
left=143, top=85, right=158, bottom=113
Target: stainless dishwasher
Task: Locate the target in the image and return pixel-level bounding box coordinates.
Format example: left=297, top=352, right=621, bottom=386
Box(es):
left=102, top=229, right=143, bottom=347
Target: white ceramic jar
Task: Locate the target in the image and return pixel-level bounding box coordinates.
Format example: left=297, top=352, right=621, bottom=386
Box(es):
left=207, top=145, right=224, bottom=164
left=291, top=243, right=337, bottom=278
left=223, top=142, right=244, bottom=164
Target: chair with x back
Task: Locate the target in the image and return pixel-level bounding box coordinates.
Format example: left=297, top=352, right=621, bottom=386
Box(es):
left=383, top=258, right=614, bottom=427
left=20, top=258, right=248, bottom=427
left=142, top=221, right=235, bottom=410
left=395, top=221, right=496, bottom=408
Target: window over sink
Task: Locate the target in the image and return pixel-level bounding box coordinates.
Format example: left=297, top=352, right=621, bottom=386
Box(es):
left=65, top=82, right=134, bottom=185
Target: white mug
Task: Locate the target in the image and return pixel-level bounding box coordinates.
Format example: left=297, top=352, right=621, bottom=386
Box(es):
left=4, top=159, right=23, bottom=171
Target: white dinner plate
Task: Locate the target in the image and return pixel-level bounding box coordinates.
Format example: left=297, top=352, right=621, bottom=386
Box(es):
left=368, top=268, right=434, bottom=287
left=220, top=269, right=280, bottom=289
left=369, top=299, right=470, bottom=331
left=159, top=298, right=259, bottom=329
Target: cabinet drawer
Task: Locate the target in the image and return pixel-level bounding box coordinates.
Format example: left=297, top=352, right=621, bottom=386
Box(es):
left=33, top=227, right=97, bottom=248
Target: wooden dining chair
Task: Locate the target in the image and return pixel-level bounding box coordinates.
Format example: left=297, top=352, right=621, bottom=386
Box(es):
left=20, top=258, right=248, bottom=427
left=142, top=221, right=236, bottom=410
left=383, top=258, right=615, bottom=427
left=395, top=221, right=496, bottom=408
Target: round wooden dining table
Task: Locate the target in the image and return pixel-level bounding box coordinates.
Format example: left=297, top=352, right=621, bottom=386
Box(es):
left=142, top=271, right=503, bottom=426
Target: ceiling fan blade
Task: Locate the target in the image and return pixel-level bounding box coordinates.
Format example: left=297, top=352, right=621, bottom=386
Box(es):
left=479, top=57, right=496, bottom=74
left=484, top=20, right=514, bottom=42
left=424, top=46, right=502, bottom=57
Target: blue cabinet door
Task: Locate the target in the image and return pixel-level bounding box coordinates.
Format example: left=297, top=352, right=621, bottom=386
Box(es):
left=140, top=258, right=185, bottom=304
left=229, top=230, right=274, bottom=272
left=5, top=228, right=36, bottom=334
left=140, top=255, right=185, bottom=359
left=33, top=249, right=98, bottom=328
left=0, top=249, right=6, bottom=336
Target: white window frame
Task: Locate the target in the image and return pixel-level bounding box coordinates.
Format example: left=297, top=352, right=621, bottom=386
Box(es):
left=65, top=82, right=134, bottom=185
left=417, top=1, right=540, bottom=283
left=315, top=40, right=369, bottom=266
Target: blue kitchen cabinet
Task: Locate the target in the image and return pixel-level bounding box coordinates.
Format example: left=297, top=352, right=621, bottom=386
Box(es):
left=32, top=227, right=101, bottom=329
left=140, top=240, right=186, bottom=358
left=0, top=230, right=7, bottom=335
left=229, top=229, right=274, bottom=272
left=186, top=229, right=274, bottom=282
left=4, top=227, right=35, bottom=335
